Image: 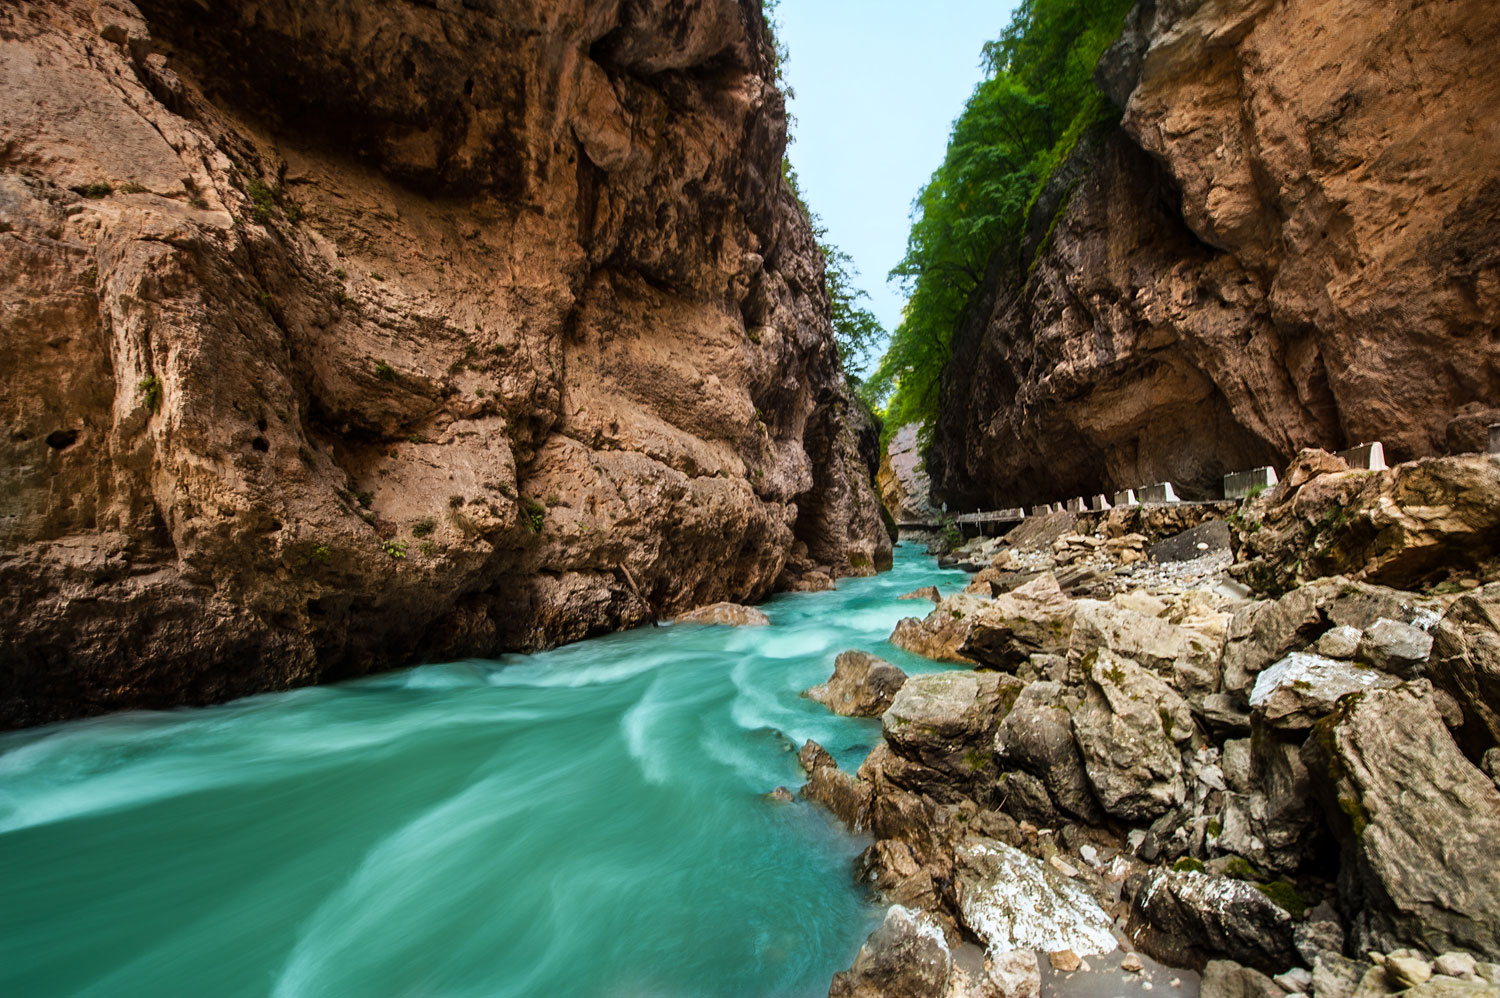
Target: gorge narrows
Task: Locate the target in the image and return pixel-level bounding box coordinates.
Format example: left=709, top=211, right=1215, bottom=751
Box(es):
left=1, top=546, right=967, bottom=997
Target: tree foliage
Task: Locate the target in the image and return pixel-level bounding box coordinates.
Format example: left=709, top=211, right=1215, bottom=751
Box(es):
left=864, top=0, right=1135, bottom=436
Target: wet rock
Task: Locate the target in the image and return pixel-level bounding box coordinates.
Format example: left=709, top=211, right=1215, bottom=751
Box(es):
left=1303, top=682, right=1500, bottom=958
left=1199, top=960, right=1284, bottom=998
left=1248, top=652, right=1401, bottom=729
left=1068, top=600, right=1224, bottom=697
left=1430, top=584, right=1500, bottom=751
left=889, top=595, right=991, bottom=664
left=806, top=650, right=908, bottom=718
left=1128, top=869, right=1298, bottom=974
left=994, top=681, right=1103, bottom=823
left=1356, top=618, right=1434, bottom=677
left=953, top=837, right=1118, bottom=957
left=829, top=904, right=952, bottom=998
left=1072, top=651, right=1191, bottom=821
left=899, top=586, right=943, bottom=603
left=673, top=602, right=771, bottom=627
left=798, top=740, right=873, bottom=831
left=959, top=574, right=1077, bottom=671
left=880, top=672, right=1025, bottom=802
left=1316, top=625, right=1365, bottom=660
left=765, top=786, right=794, bottom=803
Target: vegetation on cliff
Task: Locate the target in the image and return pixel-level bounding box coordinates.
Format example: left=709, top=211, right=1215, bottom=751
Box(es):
left=863, top=0, right=1133, bottom=435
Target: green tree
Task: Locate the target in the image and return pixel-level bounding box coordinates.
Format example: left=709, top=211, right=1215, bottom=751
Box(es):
left=865, top=0, right=1134, bottom=438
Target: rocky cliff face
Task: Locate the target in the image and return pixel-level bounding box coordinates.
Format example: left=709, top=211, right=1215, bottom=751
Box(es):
left=933, top=0, right=1500, bottom=509
left=0, top=0, right=890, bottom=727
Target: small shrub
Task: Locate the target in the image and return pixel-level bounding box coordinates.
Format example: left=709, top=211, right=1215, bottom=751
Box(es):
left=119, top=182, right=147, bottom=194
left=407, top=433, right=427, bottom=444
left=74, top=182, right=114, bottom=199
left=448, top=495, right=465, bottom=509
left=257, top=291, right=273, bottom=309
left=355, top=490, right=374, bottom=509
left=381, top=539, right=408, bottom=560
left=369, top=272, right=386, bottom=282
left=522, top=499, right=545, bottom=534
left=420, top=541, right=438, bottom=557
left=333, top=268, right=348, bottom=280
left=137, top=375, right=162, bottom=411
left=246, top=176, right=276, bottom=223
left=310, top=544, right=332, bottom=563
left=412, top=519, right=436, bottom=538
left=546, top=494, right=561, bottom=507
left=374, top=361, right=397, bottom=382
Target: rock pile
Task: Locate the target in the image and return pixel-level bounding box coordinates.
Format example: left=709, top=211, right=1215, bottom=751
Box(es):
left=801, top=450, right=1500, bottom=997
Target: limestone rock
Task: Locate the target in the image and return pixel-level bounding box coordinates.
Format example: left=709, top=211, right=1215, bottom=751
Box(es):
left=1430, top=584, right=1500, bottom=751
left=1316, top=626, right=1365, bottom=660
left=1200, top=960, right=1284, bottom=998
left=994, top=681, right=1102, bottom=823
left=1216, top=728, right=1322, bottom=874
left=930, top=0, right=1500, bottom=512
left=900, top=586, right=943, bottom=603
left=1067, top=599, right=1224, bottom=697
left=0, top=0, right=890, bottom=728
left=674, top=602, right=771, bottom=627
left=1248, top=652, right=1401, bottom=730
left=959, top=574, right=1077, bottom=671
left=889, top=595, right=992, bottom=664
left=1303, top=683, right=1500, bottom=958
left=1356, top=618, right=1434, bottom=677
left=983, top=949, right=1041, bottom=998
left=1128, top=869, right=1298, bottom=974
left=880, top=672, right=1025, bottom=802
left=829, top=905, right=952, bottom=998
left=806, top=650, right=908, bottom=718
left=1072, top=651, right=1191, bottom=821
left=953, top=837, right=1118, bottom=957
left=798, top=739, right=873, bottom=831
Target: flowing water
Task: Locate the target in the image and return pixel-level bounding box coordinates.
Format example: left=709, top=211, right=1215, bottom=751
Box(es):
left=0, top=543, right=969, bottom=997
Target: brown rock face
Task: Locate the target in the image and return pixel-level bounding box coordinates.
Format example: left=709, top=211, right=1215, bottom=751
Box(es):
left=933, top=0, right=1500, bottom=508
left=0, top=0, right=888, bottom=727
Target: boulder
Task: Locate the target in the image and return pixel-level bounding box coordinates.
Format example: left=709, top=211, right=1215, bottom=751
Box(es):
left=673, top=602, right=770, bottom=627
left=1217, top=731, right=1322, bottom=873
left=1222, top=588, right=1325, bottom=694
left=1067, top=599, right=1224, bottom=697
left=829, top=905, right=952, bottom=998
left=958, top=574, right=1077, bottom=670
left=1148, top=520, right=1233, bottom=564
left=899, top=586, right=943, bottom=603
left=889, top=595, right=991, bottom=663
left=1303, top=682, right=1500, bottom=958
left=1128, top=868, right=1298, bottom=974
left=994, top=681, right=1103, bottom=823
left=983, top=949, right=1041, bottom=998
left=1310, top=953, right=1375, bottom=998
left=1430, top=584, right=1500, bottom=751
left=1316, top=625, right=1365, bottom=660
left=798, top=740, right=873, bottom=831
left=1248, top=652, right=1402, bottom=729
left=1199, top=960, right=1285, bottom=998
left=880, top=671, right=1026, bottom=803
left=952, top=836, right=1118, bottom=957
left=1356, top=618, right=1434, bottom=677
left=805, top=650, right=908, bottom=717
left=1072, top=651, right=1192, bottom=821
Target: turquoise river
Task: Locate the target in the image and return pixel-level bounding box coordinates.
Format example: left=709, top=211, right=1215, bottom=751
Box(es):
left=1, top=543, right=969, bottom=997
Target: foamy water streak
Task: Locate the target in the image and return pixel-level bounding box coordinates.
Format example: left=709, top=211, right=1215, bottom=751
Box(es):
left=0, top=544, right=969, bottom=996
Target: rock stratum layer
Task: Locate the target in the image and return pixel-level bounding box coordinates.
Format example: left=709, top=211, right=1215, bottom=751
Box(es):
left=934, top=0, right=1500, bottom=509
left=0, top=0, right=890, bottom=728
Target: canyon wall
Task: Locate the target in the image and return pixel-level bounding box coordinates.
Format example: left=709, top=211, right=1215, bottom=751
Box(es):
left=0, top=0, right=890, bottom=727
left=933, top=0, right=1500, bottom=509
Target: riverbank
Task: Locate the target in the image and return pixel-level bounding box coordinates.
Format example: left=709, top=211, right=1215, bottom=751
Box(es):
left=802, top=449, right=1500, bottom=998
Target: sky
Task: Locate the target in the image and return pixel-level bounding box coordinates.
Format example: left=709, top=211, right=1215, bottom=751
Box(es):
left=775, top=0, right=1021, bottom=376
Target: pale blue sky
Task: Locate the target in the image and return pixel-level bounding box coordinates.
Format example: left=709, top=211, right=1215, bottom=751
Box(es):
left=776, top=0, right=1021, bottom=375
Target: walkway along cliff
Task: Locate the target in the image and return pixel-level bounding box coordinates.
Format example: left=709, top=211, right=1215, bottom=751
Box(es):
left=0, top=0, right=890, bottom=728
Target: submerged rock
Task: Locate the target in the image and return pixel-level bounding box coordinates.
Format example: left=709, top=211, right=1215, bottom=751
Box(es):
left=673, top=602, right=771, bottom=627
left=953, top=837, right=1118, bottom=957
left=798, top=740, right=873, bottom=831
left=805, top=650, right=908, bottom=718
left=1303, top=682, right=1500, bottom=957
